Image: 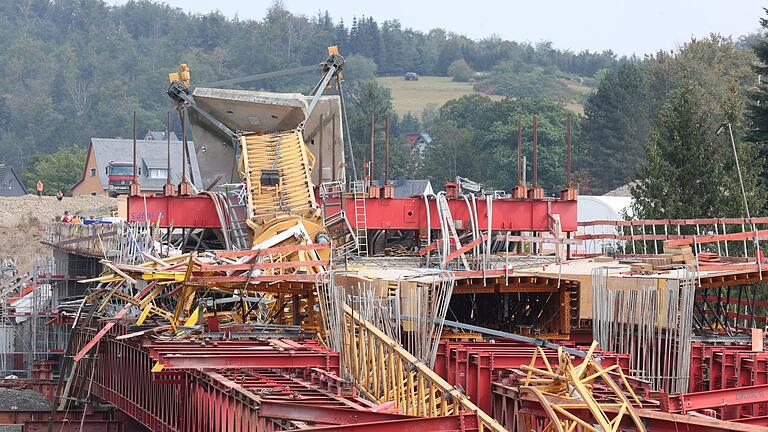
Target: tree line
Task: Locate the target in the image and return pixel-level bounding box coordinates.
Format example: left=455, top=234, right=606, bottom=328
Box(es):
left=2, top=0, right=767, bottom=223
left=0, top=0, right=620, bottom=192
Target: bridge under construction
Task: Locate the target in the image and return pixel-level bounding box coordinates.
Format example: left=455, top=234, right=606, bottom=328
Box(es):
left=2, top=48, right=768, bottom=432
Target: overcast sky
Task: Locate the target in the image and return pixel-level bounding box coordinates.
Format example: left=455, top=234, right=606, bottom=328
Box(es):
left=107, top=0, right=766, bottom=56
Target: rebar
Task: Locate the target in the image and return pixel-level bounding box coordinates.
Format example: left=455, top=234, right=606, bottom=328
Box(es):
left=316, top=269, right=454, bottom=370
left=592, top=266, right=695, bottom=393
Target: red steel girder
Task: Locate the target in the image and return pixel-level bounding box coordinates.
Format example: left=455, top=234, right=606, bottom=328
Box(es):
left=660, top=383, right=768, bottom=414
left=493, top=382, right=768, bottom=432
left=257, top=400, right=413, bottom=424
left=297, top=413, right=480, bottom=432
left=145, top=339, right=339, bottom=373
left=436, top=340, right=632, bottom=415
left=128, top=194, right=578, bottom=232
left=127, top=194, right=222, bottom=228
left=23, top=421, right=124, bottom=432
left=68, top=324, right=374, bottom=432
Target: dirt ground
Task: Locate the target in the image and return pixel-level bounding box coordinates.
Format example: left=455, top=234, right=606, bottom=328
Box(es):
left=0, top=194, right=117, bottom=274
left=0, top=387, right=52, bottom=410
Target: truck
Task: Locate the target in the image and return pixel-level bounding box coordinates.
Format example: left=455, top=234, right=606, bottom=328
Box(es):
left=105, top=161, right=134, bottom=197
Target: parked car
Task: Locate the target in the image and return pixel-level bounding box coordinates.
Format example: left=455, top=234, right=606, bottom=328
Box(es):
left=404, top=72, right=419, bottom=81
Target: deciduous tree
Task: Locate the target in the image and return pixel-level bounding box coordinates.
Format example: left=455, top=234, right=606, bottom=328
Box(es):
left=22, top=145, right=87, bottom=195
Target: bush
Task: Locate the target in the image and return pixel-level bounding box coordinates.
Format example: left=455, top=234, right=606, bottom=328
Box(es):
left=345, top=55, right=378, bottom=82
left=448, top=59, right=473, bottom=82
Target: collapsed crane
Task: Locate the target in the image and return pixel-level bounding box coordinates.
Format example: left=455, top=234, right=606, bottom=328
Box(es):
left=165, top=47, right=348, bottom=270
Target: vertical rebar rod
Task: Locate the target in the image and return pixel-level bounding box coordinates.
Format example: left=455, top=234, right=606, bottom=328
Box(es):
left=384, top=113, right=390, bottom=185
left=369, top=113, right=375, bottom=181
left=319, top=113, right=325, bottom=183
left=532, top=116, right=538, bottom=188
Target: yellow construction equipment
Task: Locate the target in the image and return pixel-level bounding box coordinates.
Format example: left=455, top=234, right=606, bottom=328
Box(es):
left=240, top=128, right=329, bottom=266
left=167, top=48, right=346, bottom=272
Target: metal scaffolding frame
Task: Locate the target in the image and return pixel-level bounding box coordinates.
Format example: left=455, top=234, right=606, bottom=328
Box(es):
left=0, top=252, right=100, bottom=378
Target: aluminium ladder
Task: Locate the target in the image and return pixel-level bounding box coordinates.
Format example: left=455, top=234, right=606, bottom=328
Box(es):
left=351, top=180, right=369, bottom=257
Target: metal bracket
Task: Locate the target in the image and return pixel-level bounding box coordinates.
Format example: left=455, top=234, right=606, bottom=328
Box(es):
left=299, top=52, right=345, bottom=131
left=167, top=81, right=238, bottom=142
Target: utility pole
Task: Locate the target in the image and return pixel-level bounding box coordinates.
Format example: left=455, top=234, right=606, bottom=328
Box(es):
left=164, top=111, right=174, bottom=196
left=532, top=115, right=538, bottom=188
left=718, top=122, right=754, bottom=231
left=517, top=119, right=523, bottom=185
left=179, top=108, right=190, bottom=195
left=566, top=114, right=573, bottom=188
left=319, top=113, right=324, bottom=182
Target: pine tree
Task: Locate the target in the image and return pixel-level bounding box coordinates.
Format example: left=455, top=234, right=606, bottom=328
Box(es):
left=747, top=8, right=768, bottom=143
left=632, top=82, right=765, bottom=219
left=581, top=63, right=652, bottom=193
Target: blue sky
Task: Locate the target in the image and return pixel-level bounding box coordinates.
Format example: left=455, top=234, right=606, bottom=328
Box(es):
left=106, top=0, right=766, bottom=56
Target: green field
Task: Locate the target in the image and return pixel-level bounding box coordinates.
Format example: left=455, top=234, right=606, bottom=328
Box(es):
left=376, top=76, right=502, bottom=117
left=377, top=76, right=588, bottom=117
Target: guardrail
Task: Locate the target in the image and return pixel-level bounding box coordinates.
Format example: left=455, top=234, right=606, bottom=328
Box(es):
left=577, top=217, right=768, bottom=256
left=42, top=222, right=153, bottom=263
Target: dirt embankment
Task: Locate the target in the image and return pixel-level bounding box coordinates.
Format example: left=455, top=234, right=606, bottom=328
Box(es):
left=0, top=194, right=118, bottom=274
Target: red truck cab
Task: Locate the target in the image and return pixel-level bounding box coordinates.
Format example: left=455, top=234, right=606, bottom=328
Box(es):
left=106, top=161, right=135, bottom=197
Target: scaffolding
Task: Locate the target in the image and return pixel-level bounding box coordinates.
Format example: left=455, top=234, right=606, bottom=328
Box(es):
left=0, top=250, right=103, bottom=378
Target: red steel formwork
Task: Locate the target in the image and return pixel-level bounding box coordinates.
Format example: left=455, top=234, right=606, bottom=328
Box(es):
left=485, top=341, right=768, bottom=431
left=0, top=411, right=125, bottom=431
left=491, top=381, right=768, bottom=432
left=64, top=321, right=493, bottom=431
left=433, top=340, right=632, bottom=414
left=663, top=342, right=768, bottom=423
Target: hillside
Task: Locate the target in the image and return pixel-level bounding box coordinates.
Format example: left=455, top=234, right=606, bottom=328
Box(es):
left=0, top=195, right=117, bottom=274
left=376, top=76, right=503, bottom=116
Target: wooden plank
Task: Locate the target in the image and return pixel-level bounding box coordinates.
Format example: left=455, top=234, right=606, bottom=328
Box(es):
left=53, top=230, right=118, bottom=247
left=196, top=259, right=329, bottom=272
left=99, top=260, right=137, bottom=284
left=580, top=217, right=768, bottom=227
left=445, top=235, right=487, bottom=263
left=214, top=243, right=330, bottom=258
left=193, top=274, right=318, bottom=283
left=495, top=235, right=581, bottom=245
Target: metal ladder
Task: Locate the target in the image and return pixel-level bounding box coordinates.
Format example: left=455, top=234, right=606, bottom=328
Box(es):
left=220, top=184, right=251, bottom=250
left=351, top=180, right=369, bottom=257
left=319, top=181, right=357, bottom=259
left=319, top=180, right=345, bottom=224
